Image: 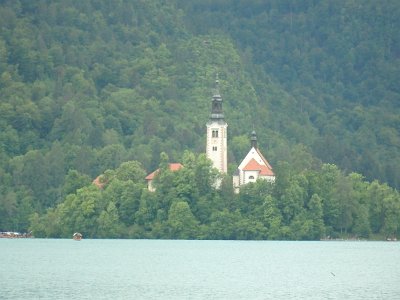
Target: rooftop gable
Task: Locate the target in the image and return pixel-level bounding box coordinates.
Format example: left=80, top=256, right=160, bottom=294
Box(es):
left=243, top=158, right=263, bottom=171
left=145, top=163, right=183, bottom=180
left=243, top=158, right=275, bottom=176
left=255, top=148, right=273, bottom=171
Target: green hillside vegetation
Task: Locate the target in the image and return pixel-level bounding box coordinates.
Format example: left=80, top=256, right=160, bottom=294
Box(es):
left=0, top=0, right=399, bottom=239
left=30, top=152, right=399, bottom=240
left=179, top=0, right=400, bottom=189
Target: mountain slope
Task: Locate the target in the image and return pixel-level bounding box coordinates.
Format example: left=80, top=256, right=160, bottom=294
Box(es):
left=0, top=0, right=399, bottom=234
left=177, top=0, right=400, bottom=188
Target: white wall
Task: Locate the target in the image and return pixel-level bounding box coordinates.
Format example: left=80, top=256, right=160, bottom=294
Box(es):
left=206, top=121, right=228, bottom=174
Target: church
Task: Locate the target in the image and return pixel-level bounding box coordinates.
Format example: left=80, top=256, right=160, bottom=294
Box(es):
left=231, top=131, right=275, bottom=193
left=205, top=77, right=275, bottom=191
left=145, top=77, right=275, bottom=191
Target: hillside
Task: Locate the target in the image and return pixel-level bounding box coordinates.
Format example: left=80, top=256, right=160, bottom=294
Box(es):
left=178, top=0, right=400, bottom=189
left=0, top=0, right=399, bottom=239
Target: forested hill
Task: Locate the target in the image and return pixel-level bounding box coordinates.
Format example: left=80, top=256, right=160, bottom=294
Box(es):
left=178, top=0, right=400, bottom=189
left=0, top=1, right=399, bottom=239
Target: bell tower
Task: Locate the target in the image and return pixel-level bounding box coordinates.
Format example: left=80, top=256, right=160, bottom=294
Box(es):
left=206, top=75, right=228, bottom=174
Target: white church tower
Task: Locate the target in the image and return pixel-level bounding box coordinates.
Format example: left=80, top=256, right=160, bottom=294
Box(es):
left=206, top=76, right=228, bottom=174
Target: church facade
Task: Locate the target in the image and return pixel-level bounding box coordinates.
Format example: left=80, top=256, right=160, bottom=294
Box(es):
left=205, top=77, right=275, bottom=191
left=232, top=131, right=275, bottom=193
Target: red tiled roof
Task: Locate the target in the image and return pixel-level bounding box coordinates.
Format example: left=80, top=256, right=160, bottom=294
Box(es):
left=243, top=158, right=262, bottom=171
left=256, top=148, right=273, bottom=170
left=145, top=172, right=155, bottom=180
left=145, top=163, right=183, bottom=180
left=259, top=164, right=275, bottom=176
left=169, top=163, right=183, bottom=171
left=93, top=175, right=106, bottom=189
left=243, top=158, right=274, bottom=176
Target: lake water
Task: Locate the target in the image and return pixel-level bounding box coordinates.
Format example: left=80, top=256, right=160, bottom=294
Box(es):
left=1, top=239, right=399, bottom=299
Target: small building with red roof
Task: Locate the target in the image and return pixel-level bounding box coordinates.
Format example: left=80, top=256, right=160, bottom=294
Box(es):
left=145, top=163, right=183, bottom=192
left=233, top=131, right=275, bottom=192
left=92, top=175, right=107, bottom=189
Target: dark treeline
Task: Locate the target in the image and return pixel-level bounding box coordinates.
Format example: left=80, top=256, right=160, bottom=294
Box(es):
left=0, top=1, right=399, bottom=239
left=30, top=152, right=400, bottom=240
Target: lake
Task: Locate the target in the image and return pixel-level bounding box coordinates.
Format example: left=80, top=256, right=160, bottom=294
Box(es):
left=1, top=239, right=399, bottom=299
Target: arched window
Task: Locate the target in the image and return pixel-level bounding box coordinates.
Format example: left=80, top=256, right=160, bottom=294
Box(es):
left=212, top=130, right=219, bottom=138
left=249, top=176, right=255, bottom=180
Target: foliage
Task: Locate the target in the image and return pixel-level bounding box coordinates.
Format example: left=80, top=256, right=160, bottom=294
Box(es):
left=0, top=1, right=399, bottom=239
left=29, top=153, right=400, bottom=240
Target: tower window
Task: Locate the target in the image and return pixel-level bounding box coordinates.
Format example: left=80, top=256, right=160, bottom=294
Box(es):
left=212, top=130, right=219, bottom=138
left=212, top=146, right=218, bottom=151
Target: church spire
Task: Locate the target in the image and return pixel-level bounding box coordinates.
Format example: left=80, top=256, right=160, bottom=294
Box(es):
left=213, top=73, right=220, bottom=96
left=210, top=74, right=224, bottom=121
left=206, top=73, right=228, bottom=176
left=251, top=130, right=258, bottom=148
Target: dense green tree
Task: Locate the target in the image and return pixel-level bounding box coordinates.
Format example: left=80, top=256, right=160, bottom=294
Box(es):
left=97, top=202, right=122, bottom=238
left=262, top=195, right=282, bottom=239
left=352, top=205, right=371, bottom=238
left=0, top=191, right=17, bottom=230
left=27, top=153, right=400, bottom=240
left=167, top=201, right=199, bottom=239
left=135, top=190, right=158, bottom=227
left=278, top=174, right=308, bottom=225
left=366, top=181, right=393, bottom=235
left=310, top=164, right=341, bottom=233
left=307, top=194, right=325, bottom=239
left=381, top=193, right=400, bottom=239
left=62, top=169, right=92, bottom=197
left=334, top=176, right=356, bottom=234
left=208, top=209, right=241, bottom=240
left=0, top=1, right=398, bottom=240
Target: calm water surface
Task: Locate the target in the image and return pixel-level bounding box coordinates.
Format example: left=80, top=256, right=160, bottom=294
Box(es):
left=1, top=239, right=399, bottom=299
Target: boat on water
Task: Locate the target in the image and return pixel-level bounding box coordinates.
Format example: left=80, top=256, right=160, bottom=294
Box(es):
left=73, top=232, right=83, bottom=241
left=0, top=231, right=33, bottom=238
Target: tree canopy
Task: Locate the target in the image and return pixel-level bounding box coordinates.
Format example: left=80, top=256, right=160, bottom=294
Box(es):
left=0, top=0, right=399, bottom=239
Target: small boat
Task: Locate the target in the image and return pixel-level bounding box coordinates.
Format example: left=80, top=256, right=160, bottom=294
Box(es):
left=0, top=231, right=33, bottom=238
left=73, top=232, right=82, bottom=241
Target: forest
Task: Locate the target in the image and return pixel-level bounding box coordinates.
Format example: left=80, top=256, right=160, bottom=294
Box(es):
left=0, top=0, right=399, bottom=239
